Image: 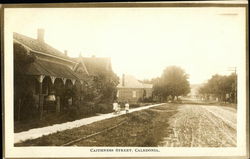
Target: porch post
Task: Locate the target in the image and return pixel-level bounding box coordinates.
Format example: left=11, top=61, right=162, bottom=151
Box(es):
left=62, top=78, right=67, bottom=111
left=37, top=75, right=45, bottom=119
left=71, top=79, right=76, bottom=106
left=80, top=80, right=83, bottom=104
left=50, top=76, right=57, bottom=113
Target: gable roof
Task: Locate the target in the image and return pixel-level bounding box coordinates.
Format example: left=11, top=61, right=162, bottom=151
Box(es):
left=13, top=32, right=116, bottom=81
left=74, top=57, right=111, bottom=75
left=13, top=32, right=72, bottom=61
left=117, top=74, right=153, bottom=89
left=73, top=61, right=89, bottom=76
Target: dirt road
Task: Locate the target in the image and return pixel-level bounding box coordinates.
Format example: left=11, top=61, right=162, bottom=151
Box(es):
left=158, top=104, right=237, bottom=147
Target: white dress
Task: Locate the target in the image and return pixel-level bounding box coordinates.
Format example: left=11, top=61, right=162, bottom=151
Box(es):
left=113, top=103, right=118, bottom=111
left=125, top=103, right=129, bottom=111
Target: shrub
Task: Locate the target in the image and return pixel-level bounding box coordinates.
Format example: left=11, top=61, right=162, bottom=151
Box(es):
left=68, top=107, right=79, bottom=119
left=143, top=97, right=154, bottom=103
left=130, top=104, right=140, bottom=108
left=96, top=103, right=113, bottom=114
left=78, top=102, right=95, bottom=116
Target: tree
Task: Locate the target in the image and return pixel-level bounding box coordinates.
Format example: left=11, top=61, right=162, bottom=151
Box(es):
left=198, top=73, right=237, bottom=103
left=87, top=71, right=119, bottom=104
left=153, top=66, right=190, bottom=101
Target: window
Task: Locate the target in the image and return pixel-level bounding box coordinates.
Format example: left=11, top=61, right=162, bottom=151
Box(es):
left=132, top=91, right=136, bottom=98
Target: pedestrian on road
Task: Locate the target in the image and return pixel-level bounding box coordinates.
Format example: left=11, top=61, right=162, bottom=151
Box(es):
left=113, top=100, right=118, bottom=114
left=117, top=102, right=121, bottom=114
left=125, top=101, right=130, bottom=114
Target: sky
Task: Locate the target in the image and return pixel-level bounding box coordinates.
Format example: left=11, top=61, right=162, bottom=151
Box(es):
left=5, top=7, right=246, bottom=84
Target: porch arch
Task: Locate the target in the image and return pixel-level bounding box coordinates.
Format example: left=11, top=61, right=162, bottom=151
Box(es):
left=54, top=78, right=64, bottom=96
left=42, top=76, right=52, bottom=95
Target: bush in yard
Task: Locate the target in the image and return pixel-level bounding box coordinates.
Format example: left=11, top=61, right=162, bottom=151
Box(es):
left=79, top=102, right=95, bottom=115
left=138, top=97, right=143, bottom=103
left=68, top=107, right=79, bottom=119
left=130, top=104, right=140, bottom=108
left=143, top=97, right=153, bottom=103
left=96, top=103, right=113, bottom=114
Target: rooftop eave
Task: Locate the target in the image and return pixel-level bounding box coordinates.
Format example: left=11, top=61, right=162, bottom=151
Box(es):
left=14, top=39, right=78, bottom=65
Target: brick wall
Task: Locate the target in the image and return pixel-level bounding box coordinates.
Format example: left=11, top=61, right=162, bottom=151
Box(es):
left=117, top=87, right=152, bottom=103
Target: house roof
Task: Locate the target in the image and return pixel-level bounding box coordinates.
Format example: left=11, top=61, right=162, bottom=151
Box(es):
left=13, top=32, right=115, bottom=81
left=13, top=32, right=71, bottom=61
left=73, top=61, right=89, bottom=78
left=117, top=74, right=153, bottom=89
left=74, top=57, right=111, bottom=75
left=16, top=58, right=81, bottom=80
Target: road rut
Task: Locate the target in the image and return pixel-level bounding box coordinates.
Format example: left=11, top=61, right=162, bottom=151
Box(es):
left=159, top=105, right=237, bottom=147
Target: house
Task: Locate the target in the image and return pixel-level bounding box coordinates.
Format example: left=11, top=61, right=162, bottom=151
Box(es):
left=116, top=74, right=153, bottom=103
left=13, top=29, right=117, bottom=121
left=73, top=56, right=119, bottom=103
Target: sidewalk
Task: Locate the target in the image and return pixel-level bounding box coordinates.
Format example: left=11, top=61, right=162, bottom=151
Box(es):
left=14, top=103, right=164, bottom=144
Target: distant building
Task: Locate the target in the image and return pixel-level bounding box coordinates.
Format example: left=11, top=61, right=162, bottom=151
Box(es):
left=117, top=74, right=153, bottom=103
left=188, top=84, right=202, bottom=98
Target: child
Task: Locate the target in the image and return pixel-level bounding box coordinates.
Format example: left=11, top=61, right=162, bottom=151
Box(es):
left=113, top=101, right=118, bottom=114
left=125, top=101, right=130, bottom=114
left=117, top=103, right=121, bottom=114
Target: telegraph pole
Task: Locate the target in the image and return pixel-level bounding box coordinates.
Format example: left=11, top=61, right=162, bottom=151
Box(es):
left=228, top=67, right=237, bottom=103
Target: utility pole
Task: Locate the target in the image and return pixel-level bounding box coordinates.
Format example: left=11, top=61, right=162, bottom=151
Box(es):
left=228, top=67, right=237, bottom=103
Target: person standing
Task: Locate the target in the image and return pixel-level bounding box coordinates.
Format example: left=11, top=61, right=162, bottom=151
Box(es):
left=117, top=102, right=121, bottom=114
left=113, top=100, right=118, bottom=114
left=125, top=101, right=130, bottom=114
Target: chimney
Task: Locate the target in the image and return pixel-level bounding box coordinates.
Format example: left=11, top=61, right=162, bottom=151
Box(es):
left=122, top=74, right=125, bottom=86
left=64, top=50, right=68, bottom=56
left=37, top=29, right=45, bottom=43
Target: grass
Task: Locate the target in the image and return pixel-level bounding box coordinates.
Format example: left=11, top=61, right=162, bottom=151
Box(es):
left=14, top=109, right=97, bottom=133
left=14, top=103, right=159, bottom=133
left=83, top=105, right=178, bottom=147
left=15, top=114, right=128, bottom=146
left=15, top=103, right=178, bottom=147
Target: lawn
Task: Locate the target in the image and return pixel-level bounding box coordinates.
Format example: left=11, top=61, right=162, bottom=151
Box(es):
left=15, top=103, right=179, bottom=147
left=14, top=109, right=96, bottom=133
left=14, top=103, right=155, bottom=133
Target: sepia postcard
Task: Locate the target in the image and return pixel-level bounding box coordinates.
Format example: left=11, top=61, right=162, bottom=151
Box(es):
left=2, top=1, right=249, bottom=158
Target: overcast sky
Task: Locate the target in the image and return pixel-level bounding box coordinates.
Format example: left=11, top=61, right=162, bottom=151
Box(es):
left=5, top=7, right=246, bottom=84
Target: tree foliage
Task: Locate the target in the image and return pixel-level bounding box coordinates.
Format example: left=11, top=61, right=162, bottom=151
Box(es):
left=83, top=71, right=119, bottom=104
left=198, top=73, right=237, bottom=103
left=152, top=66, right=190, bottom=101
